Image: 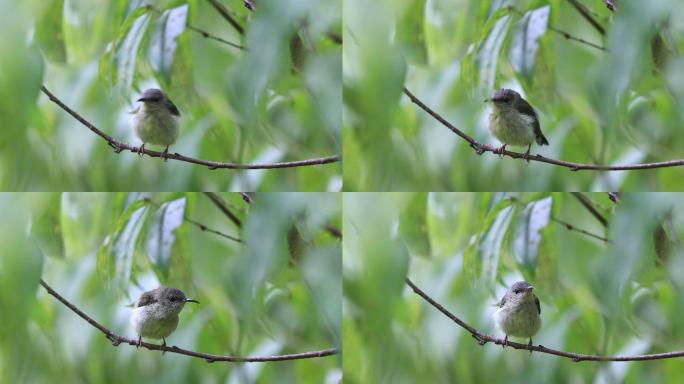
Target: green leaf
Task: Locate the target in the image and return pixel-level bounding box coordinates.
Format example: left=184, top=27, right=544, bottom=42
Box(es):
left=399, top=193, right=430, bottom=257
left=35, top=0, right=66, bottom=63
left=146, top=197, right=186, bottom=279
left=31, top=194, right=64, bottom=258
left=115, top=11, right=150, bottom=90
left=96, top=197, right=148, bottom=289
left=479, top=204, right=515, bottom=286
left=477, top=14, right=510, bottom=90
left=396, top=0, right=427, bottom=65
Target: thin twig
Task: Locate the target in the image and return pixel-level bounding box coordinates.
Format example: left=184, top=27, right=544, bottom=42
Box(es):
left=184, top=217, right=244, bottom=243
left=40, top=86, right=340, bottom=170
left=39, top=279, right=336, bottom=362
left=405, top=278, right=684, bottom=362
left=608, top=192, right=620, bottom=204
left=551, top=217, right=611, bottom=242
left=323, top=224, right=342, bottom=239
left=326, top=32, right=342, bottom=45
left=204, top=192, right=242, bottom=228
left=564, top=0, right=605, bottom=35
left=207, top=0, right=245, bottom=36
left=547, top=25, right=607, bottom=51
left=506, top=6, right=606, bottom=52
left=402, top=87, right=684, bottom=171
left=144, top=197, right=244, bottom=243
left=144, top=4, right=244, bottom=50
left=240, top=192, right=254, bottom=204
left=571, top=192, right=608, bottom=227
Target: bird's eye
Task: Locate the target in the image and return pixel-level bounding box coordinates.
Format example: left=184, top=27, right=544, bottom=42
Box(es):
left=514, top=289, right=521, bottom=294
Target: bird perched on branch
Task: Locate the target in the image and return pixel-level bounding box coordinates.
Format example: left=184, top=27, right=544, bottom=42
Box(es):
left=494, top=280, right=541, bottom=354
left=132, top=88, right=180, bottom=161
left=487, top=88, right=548, bottom=160
left=131, top=286, right=199, bottom=353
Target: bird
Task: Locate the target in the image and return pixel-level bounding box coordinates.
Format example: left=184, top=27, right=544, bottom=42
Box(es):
left=130, top=286, right=199, bottom=353
left=494, top=281, right=541, bottom=354
left=488, top=88, right=548, bottom=160
left=132, top=88, right=180, bottom=161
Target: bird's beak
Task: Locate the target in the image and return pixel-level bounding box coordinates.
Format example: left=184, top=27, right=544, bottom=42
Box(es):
left=525, top=285, right=534, bottom=292
left=185, top=298, right=200, bottom=304
left=137, top=97, right=149, bottom=102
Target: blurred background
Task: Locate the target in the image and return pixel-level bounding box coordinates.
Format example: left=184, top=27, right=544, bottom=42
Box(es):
left=0, top=192, right=341, bottom=383
left=343, top=0, right=684, bottom=190
left=0, top=0, right=341, bottom=191
left=344, top=192, right=684, bottom=383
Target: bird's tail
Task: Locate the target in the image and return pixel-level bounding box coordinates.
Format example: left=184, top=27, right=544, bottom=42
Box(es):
left=536, top=134, right=549, bottom=146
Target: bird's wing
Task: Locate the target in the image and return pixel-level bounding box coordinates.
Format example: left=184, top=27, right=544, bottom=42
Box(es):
left=165, top=98, right=181, bottom=117
left=534, top=295, right=541, bottom=314
left=516, top=97, right=548, bottom=145
left=137, top=290, right=158, bottom=307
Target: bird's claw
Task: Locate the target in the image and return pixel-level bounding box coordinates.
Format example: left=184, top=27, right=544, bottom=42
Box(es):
left=161, top=146, right=170, bottom=162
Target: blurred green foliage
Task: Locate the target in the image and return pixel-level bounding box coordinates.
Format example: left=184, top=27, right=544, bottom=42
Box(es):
left=344, top=0, right=684, bottom=190
left=1, top=192, right=341, bottom=383
left=1, top=0, right=341, bottom=191
left=344, top=192, right=684, bottom=383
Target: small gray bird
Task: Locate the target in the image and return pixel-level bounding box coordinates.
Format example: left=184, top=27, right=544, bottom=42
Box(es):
left=488, top=88, right=548, bottom=159
left=131, top=286, right=199, bottom=353
left=132, top=88, right=180, bottom=161
left=494, top=281, right=541, bottom=354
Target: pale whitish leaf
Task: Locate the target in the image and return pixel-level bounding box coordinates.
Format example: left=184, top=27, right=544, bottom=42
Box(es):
left=113, top=205, right=148, bottom=290
left=512, top=196, right=552, bottom=271
left=477, top=15, right=510, bottom=91
left=149, top=4, right=188, bottom=82
left=509, top=6, right=549, bottom=80
left=480, top=204, right=515, bottom=285
left=116, top=12, right=150, bottom=90
left=146, top=197, right=186, bottom=278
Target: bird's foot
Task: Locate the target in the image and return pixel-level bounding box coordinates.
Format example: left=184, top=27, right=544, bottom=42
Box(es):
left=524, top=144, right=531, bottom=164
left=161, top=146, right=170, bottom=162
left=528, top=338, right=533, bottom=355
left=161, top=338, right=166, bottom=355
left=502, top=334, right=508, bottom=349
left=494, top=144, right=507, bottom=157
left=136, top=335, right=141, bottom=349
left=138, top=143, right=146, bottom=158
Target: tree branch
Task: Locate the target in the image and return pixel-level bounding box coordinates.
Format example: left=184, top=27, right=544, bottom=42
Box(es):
left=39, top=279, right=337, bottom=362
left=571, top=192, right=609, bottom=227
left=564, top=0, right=606, bottom=35
left=204, top=192, right=243, bottom=228
left=551, top=217, right=611, bottom=243
left=40, top=86, right=340, bottom=170
left=207, top=0, right=245, bottom=36
left=405, top=277, right=684, bottom=362
left=402, top=87, right=684, bottom=171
